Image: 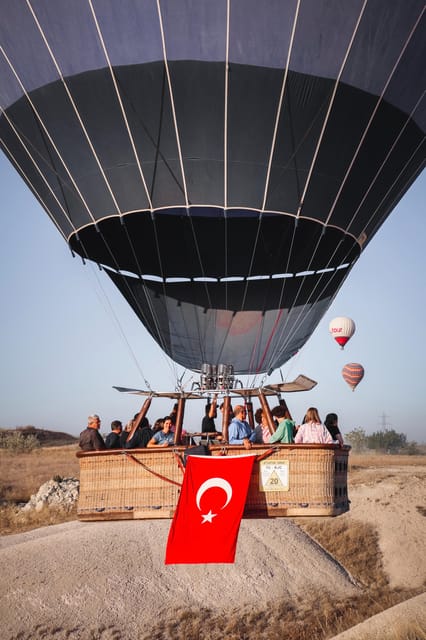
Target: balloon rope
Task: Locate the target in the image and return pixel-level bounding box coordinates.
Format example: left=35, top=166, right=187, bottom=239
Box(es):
left=154, top=0, right=215, bottom=367
left=265, top=8, right=425, bottom=371
left=4, top=4, right=177, bottom=373
left=256, top=2, right=369, bottom=373
left=0, top=121, right=71, bottom=238
left=341, top=93, right=426, bottom=236
left=88, top=0, right=153, bottom=209
left=261, top=0, right=301, bottom=213
left=3, top=34, right=172, bottom=376
left=223, top=0, right=230, bottom=210
left=295, top=1, right=368, bottom=221
left=26, top=0, right=123, bottom=217
left=0, top=40, right=97, bottom=225
left=156, top=0, right=189, bottom=208
left=323, top=10, right=425, bottom=229
left=239, top=2, right=299, bottom=318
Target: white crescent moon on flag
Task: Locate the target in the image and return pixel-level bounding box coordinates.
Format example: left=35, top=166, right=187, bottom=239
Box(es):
left=196, top=477, right=233, bottom=511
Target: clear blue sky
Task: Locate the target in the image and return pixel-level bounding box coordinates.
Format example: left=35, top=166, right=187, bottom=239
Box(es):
left=0, top=153, right=424, bottom=443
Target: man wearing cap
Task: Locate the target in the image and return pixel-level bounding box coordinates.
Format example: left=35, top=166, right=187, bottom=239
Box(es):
left=79, top=414, right=106, bottom=451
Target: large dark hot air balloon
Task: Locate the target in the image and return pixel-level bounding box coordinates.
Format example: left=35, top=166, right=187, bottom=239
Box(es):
left=0, top=1, right=424, bottom=376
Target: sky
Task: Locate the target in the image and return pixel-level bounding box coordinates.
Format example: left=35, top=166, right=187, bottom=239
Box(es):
left=0, top=152, right=425, bottom=443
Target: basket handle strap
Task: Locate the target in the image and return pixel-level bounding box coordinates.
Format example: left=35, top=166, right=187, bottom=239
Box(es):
left=255, top=447, right=278, bottom=462
left=123, top=452, right=182, bottom=487
left=174, top=451, right=185, bottom=475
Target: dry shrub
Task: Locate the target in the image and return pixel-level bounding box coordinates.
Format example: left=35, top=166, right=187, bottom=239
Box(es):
left=7, top=623, right=123, bottom=640
left=0, top=431, right=40, bottom=452
left=0, top=503, right=78, bottom=536
left=349, top=453, right=425, bottom=469
left=144, top=586, right=424, bottom=640
left=296, top=516, right=387, bottom=588
left=387, top=621, right=426, bottom=640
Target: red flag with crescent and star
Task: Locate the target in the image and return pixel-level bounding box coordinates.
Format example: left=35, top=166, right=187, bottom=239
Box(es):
left=165, top=454, right=256, bottom=564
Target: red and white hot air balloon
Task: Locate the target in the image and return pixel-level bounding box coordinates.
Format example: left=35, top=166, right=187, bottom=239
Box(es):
left=342, top=363, right=364, bottom=391
left=329, top=317, right=356, bottom=349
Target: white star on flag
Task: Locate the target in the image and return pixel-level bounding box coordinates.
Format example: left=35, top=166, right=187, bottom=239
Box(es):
left=201, top=510, right=217, bottom=524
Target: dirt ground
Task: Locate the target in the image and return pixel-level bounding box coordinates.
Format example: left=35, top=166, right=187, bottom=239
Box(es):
left=1, top=457, right=425, bottom=639
left=328, top=458, right=426, bottom=639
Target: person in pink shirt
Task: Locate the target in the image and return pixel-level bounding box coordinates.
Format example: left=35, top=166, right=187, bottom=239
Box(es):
left=253, top=408, right=272, bottom=444
left=294, top=407, right=333, bottom=444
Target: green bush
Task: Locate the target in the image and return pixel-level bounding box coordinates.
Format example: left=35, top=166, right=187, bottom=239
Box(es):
left=0, top=431, right=40, bottom=452
left=405, top=442, right=420, bottom=455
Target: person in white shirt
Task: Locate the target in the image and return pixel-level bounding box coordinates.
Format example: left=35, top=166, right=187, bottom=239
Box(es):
left=294, top=407, right=333, bottom=444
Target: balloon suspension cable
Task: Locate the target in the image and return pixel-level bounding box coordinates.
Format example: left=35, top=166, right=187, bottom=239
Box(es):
left=259, top=373, right=268, bottom=389
left=180, top=375, right=195, bottom=392
left=84, top=260, right=153, bottom=392
left=174, top=370, right=187, bottom=394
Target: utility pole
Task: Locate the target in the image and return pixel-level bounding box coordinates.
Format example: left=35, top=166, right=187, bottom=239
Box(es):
left=379, top=412, right=390, bottom=430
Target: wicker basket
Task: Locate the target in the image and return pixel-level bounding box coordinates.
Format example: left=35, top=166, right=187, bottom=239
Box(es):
left=77, top=444, right=350, bottom=520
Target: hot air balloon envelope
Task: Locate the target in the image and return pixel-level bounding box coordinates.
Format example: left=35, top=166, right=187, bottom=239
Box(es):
left=342, top=363, right=364, bottom=391
left=0, top=1, right=424, bottom=375
left=329, top=317, right=356, bottom=349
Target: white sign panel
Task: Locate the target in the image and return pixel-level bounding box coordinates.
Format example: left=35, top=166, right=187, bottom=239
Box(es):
left=259, top=460, right=289, bottom=492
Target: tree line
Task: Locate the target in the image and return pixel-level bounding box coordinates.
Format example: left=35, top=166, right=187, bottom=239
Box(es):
left=344, top=428, right=421, bottom=454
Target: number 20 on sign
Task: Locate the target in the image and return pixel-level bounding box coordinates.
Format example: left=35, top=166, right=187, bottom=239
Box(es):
left=259, top=460, right=290, bottom=492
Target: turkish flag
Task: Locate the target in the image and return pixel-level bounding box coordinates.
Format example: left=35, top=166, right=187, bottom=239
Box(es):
left=165, top=454, right=256, bottom=564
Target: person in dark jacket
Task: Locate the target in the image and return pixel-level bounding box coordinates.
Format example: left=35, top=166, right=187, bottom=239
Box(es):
left=201, top=397, right=217, bottom=434
left=120, top=418, right=134, bottom=448
left=324, top=413, right=344, bottom=446
left=79, top=415, right=106, bottom=451
left=124, top=417, right=153, bottom=449
left=105, top=420, right=123, bottom=449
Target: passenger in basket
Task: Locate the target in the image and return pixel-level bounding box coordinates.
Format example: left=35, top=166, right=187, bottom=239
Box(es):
left=324, top=413, right=344, bottom=446
left=105, top=420, right=123, bottom=449
left=79, top=414, right=106, bottom=451
left=202, top=395, right=217, bottom=433
left=219, top=401, right=233, bottom=427
left=147, top=416, right=175, bottom=447
left=294, top=407, right=333, bottom=444
left=125, top=417, right=153, bottom=449
left=120, top=419, right=132, bottom=448
left=201, top=396, right=223, bottom=441
left=253, top=408, right=271, bottom=444
left=269, top=405, right=295, bottom=444
left=228, top=405, right=257, bottom=450
left=152, top=418, right=164, bottom=433
left=169, top=403, right=179, bottom=429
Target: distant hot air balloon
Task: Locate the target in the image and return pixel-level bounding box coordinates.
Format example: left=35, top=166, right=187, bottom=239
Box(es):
left=329, top=317, right=356, bottom=349
left=342, top=363, right=364, bottom=391
left=0, top=2, right=424, bottom=377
